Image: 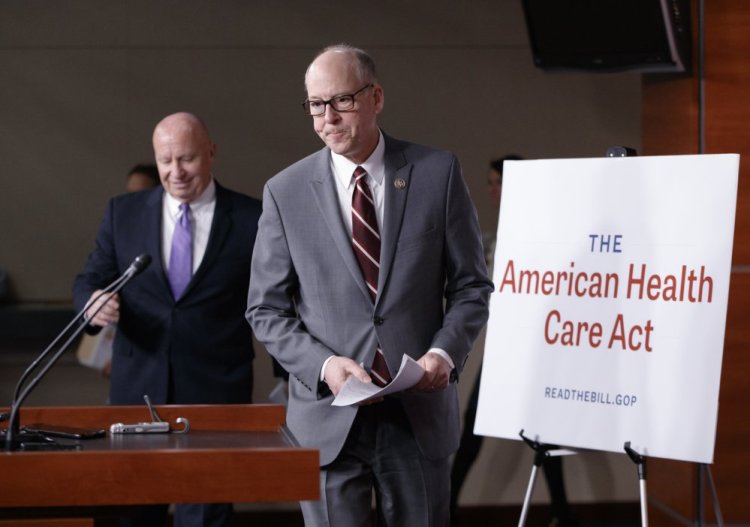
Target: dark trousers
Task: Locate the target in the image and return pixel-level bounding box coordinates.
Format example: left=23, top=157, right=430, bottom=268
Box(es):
left=119, top=502, right=233, bottom=527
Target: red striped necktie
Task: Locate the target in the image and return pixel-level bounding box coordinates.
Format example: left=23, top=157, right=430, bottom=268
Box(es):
left=351, top=166, right=391, bottom=386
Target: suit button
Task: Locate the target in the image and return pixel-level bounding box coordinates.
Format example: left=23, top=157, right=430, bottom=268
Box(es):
left=373, top=316, right=384, bottom=326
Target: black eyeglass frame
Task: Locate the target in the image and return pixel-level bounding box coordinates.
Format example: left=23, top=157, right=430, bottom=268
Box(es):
left=302, top=84, right=374, bottom=116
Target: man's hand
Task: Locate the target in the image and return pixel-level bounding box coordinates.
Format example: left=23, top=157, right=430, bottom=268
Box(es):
left=323, top=356, right=372, bottom=396
left=413, top=351, right=452, bottom=393
left=85, top=290, right=120, bottom=327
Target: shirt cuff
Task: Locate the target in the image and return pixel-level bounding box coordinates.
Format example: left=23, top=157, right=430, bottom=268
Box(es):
left=427, top=348, right=454, bottom=369
left=320, top=356, right=335, bottom=382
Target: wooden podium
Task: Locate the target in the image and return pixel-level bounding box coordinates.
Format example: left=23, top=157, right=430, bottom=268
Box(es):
left=0, top=404, right=319, bottom=524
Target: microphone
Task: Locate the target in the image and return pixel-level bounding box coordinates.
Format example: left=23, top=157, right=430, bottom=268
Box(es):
left=2, top=254, right=152, bottom=450
left=124, top=253, right=152, bottom=278
left=11, top=254, right=152, bottom=404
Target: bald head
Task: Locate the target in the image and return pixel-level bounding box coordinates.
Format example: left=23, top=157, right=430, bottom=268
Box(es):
left=153, top=112, right=212, bottom=145
left=152, top=112, right=216, bottom=202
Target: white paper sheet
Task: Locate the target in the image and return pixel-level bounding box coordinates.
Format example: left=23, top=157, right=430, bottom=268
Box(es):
left=331, top=354, right=425, bottom=406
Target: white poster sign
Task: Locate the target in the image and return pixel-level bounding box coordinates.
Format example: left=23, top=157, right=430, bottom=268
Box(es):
left=475, top=154, right=739, bottom=463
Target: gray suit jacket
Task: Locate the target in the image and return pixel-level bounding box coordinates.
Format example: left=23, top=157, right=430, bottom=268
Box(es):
left=247, top=134, right=492, bottom=465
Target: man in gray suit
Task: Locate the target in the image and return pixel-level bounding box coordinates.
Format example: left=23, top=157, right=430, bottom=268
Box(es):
left=247, top=44, right=493, bottom=526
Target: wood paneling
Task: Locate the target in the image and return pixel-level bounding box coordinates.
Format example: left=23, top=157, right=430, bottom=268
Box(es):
left=642, top=72, right=698, bottom=156
left=643, top=2, right=750, bottom=523
left=706, top=2, right=750, bottom=264
left=0, top=522, right=92, bottom=527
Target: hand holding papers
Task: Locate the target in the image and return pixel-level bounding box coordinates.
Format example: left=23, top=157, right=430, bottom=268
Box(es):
left=332, top=355, right=425, bottom=407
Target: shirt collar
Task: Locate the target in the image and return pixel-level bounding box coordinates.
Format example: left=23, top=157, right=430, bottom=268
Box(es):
left=331, top=131, right=385, bottom=189
left=164, top=177, right=216, bottom=217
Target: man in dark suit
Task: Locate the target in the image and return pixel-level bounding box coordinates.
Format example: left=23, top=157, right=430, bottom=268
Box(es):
left=74, top=112, right=261, bottom=527
left=247, top=45, right=493, bottom=526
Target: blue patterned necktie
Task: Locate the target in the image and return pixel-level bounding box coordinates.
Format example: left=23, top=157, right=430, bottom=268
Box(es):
left=168, top=202, right=192, bottom=299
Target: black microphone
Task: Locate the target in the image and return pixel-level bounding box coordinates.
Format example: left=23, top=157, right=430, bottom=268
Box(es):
left=2, top=254, right=152, bottom=450
left=124, top=253, right=152, bottom=278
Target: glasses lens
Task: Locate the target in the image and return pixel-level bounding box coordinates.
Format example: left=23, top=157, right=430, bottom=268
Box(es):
left=305, top=100, right=325, bottom=116
left=331, top=95, right=354, bottom=112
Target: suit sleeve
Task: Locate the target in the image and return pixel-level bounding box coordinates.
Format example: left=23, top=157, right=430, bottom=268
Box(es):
left=430, top=155, right=494, bottom=372
left=72, top=199, right=120, bottom=324
left=246, top=183, right=336, bottom=395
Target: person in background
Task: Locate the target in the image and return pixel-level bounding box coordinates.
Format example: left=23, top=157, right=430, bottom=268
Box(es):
left=247, top=44, right=493, bottom=526
left=125, top=163, right=160, bottom=193
left=450, top=155, right=576, bottom=527
left=73, top=112, right=262, bottom=527
left=481, top=155, right=522, bottom=270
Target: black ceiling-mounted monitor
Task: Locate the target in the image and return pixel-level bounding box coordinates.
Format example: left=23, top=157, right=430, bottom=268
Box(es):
left=521, top=0, right=692, bottom=73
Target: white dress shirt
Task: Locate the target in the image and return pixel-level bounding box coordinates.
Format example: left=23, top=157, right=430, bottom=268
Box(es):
left=162, top=178, right=216, bottom=275
left=330, top=132, right=386, bottom=237
left=321, top=133, right=453, bottom=382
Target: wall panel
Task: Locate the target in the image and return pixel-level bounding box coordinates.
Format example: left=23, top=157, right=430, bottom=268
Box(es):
left=643, top=1, right=750, bottom=523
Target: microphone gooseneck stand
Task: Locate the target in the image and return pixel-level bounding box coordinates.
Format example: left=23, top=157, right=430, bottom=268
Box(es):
left=2, top=254, right=151, bottom=451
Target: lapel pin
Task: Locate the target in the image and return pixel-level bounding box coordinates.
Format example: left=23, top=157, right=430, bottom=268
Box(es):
left=394, top=178, right=407, bottom=190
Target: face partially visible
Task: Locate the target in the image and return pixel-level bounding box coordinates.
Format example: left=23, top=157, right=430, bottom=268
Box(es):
left=152, top=114, right=215, bottom=203
left=305, top=50, right=384, bottom=164
left=487, top=168, right=502, bottom=210
left=125, top=172, right=158, bottom=193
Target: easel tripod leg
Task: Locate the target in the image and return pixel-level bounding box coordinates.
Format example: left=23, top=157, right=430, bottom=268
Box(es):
left=698, top=463, right=724, bottom=527
left=518, top=464, right=539, bottom=527
left=624, top=442, right=648, bottom=527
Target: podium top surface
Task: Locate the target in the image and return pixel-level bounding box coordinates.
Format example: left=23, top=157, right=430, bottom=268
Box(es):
left=0, top=404, right=320, bottom=509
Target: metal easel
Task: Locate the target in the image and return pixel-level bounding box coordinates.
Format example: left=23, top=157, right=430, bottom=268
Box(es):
left=516, top=429, right=576, bottom=527
left=624, top=442, right=648, bottom=527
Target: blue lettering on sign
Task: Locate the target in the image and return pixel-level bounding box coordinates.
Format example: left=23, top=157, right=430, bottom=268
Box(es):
left=589, top=234, right=622, bottom=253
left=544, top=386, right=637, bottom=407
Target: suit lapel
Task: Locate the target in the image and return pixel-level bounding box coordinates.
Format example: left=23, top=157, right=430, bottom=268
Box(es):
left=182, top=182, right=232, bottom=299
left=378, top=135, right=411, bottom=306
left=144, top=187, right=174, bottom=301
left=309, top=149, right=373, bottom=302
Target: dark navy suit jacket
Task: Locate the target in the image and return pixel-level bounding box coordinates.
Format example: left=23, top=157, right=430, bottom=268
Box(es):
left=74, top=182, right=261, bottom=405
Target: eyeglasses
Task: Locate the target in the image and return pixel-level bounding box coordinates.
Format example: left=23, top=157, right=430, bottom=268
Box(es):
left=302, top=84, right=373, bottom=116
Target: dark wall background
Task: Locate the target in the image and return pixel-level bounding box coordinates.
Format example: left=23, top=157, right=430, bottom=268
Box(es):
left=0, top=0, right=648, bottom=508
left=0, top=1, right=641, bottom=302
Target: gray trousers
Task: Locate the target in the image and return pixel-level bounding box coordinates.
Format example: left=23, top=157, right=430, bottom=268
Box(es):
left=301, top=398, right=450, bottom=527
